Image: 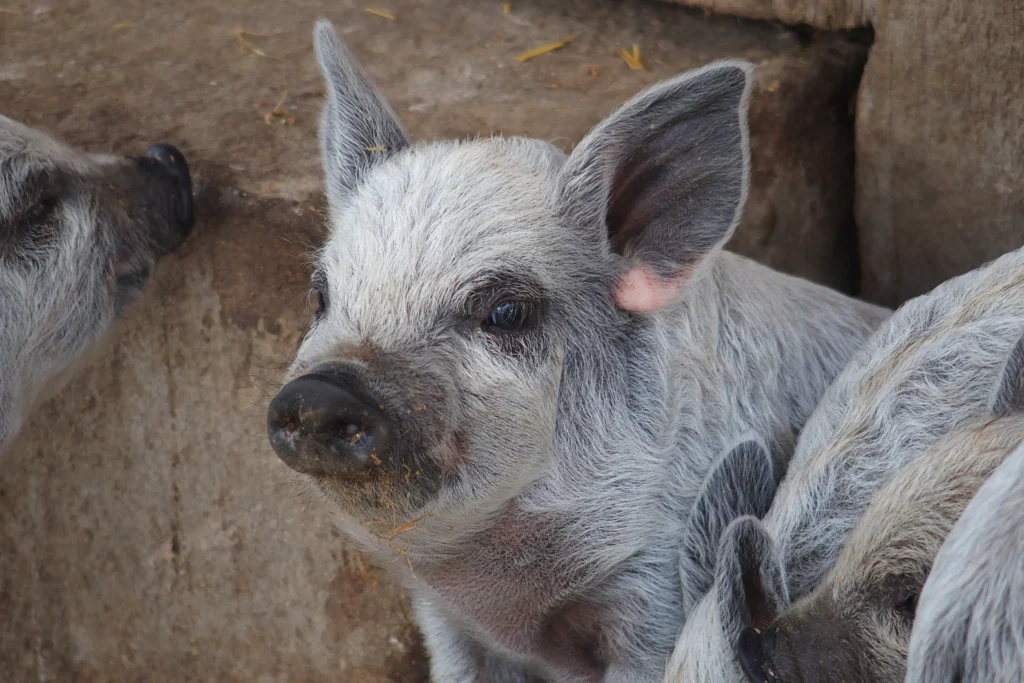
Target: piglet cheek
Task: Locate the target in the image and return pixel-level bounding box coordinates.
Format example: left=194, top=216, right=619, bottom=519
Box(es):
left=613, top=266, right=688, bottom=313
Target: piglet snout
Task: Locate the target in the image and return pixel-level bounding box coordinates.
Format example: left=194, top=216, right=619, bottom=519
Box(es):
left=142, top=143, right=194, bottom=243
left=737, top=626, right=776, bottom=683
left=267, top=372, right=391, bottom=478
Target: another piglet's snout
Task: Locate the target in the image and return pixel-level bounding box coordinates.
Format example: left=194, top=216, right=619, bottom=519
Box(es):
left=267, top=367, right=392, bottom=478
left=737, top=625, right=777, bottom=683
left=141, top=143, right=195, bottom=246
left=737, top=615, right=861, bottom=683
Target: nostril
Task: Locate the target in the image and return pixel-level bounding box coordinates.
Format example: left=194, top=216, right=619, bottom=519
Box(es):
left=343, top=422, right=369, bottom=447
left=268, top=422, right=301, bottom=458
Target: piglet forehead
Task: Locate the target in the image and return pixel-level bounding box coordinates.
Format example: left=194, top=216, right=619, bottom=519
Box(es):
left=322, top=143, right=562, bottom=268
left=311, top=139, right=568, bottom=344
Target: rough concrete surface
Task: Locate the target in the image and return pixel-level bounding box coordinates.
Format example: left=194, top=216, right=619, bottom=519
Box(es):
left=737, top=36, right=866, bottom=292
left=0, top=1, right=864, bottom=680
left=856, top=0, right=1024, bottom=305
left=669, top=0, right=1024, bottom=306
left=664, top=0, right=867, bottom=30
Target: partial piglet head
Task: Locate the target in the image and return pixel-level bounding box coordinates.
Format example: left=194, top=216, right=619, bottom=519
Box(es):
left=734, top=546, right=913, bottom=683
left=666, top=516, right=790, bottom=683
left=734, top=333, right=1024, bottom=683
left=267, top=20, right=751, bottom=529
left=735, top=464, right=958, bottom=683
left=0, top=115, right=194, bottom=445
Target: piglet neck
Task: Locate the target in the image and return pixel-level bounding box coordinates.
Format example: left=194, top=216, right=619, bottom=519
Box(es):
left=685, top=252, right=888, bottom=444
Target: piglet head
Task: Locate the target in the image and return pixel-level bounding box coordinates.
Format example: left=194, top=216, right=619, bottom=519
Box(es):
left=0, top=116, right=194, bottom=448
left=267, top=20, right=752, bottom=542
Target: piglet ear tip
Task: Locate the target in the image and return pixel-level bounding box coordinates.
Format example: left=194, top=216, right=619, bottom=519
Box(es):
left=314, top=18, right=336, bottom=36
left=702, top=59, right=754, bottom=82
left=313, top=19, right=342, bottom=57
left=613, top=266, right=688, bottom=313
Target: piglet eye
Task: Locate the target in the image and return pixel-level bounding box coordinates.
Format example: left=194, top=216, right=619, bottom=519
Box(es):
left=895, top=592, right=918, bottom=623
left=486, top=300, right=535, bottom=332
left=309, top=282, right=328, bottom=319
left=25, top=195, right=59, bottom=229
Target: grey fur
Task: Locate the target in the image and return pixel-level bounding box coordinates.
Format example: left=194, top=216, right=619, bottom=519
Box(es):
left=990, top=332, right=1024, bottom=417
left=667, top=248, right=1024, bottom=682
left=0, top=115, right=192, bottom=451
left=907, top=441, right=1024, bottom=682
left=314, top=22, right=409, bottom=213
left=280, top=21, right=889, bottom=683
left=737, top=412, right=1024, bottom=683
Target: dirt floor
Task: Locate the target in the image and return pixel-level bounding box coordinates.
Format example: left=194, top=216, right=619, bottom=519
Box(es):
left=1, top=1, right=813, bottom=681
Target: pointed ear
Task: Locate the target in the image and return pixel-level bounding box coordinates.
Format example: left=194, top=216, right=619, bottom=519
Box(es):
left=716, top=516, right=788, bottom=647
left=680, top=438, right=777, bottom=617
left=558, top=60, right=752, bottom=313
left=990, top=331, right=1024, bottom=417
left=313, top=20, right=409, bottom=211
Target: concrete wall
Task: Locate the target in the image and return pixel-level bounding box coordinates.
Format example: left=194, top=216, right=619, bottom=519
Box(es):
left=667, top=0, right=1024, bottom=306
left=1, top=0, right=876, bottom=680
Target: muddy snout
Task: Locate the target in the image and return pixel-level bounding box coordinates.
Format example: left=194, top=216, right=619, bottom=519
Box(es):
left=267, top=371, right=392, bottom=478
left=138, top=143, right=195, bottom=250
left=737, top=616, right=859, bottom=683
left=737, top=626, right=779, bottom=683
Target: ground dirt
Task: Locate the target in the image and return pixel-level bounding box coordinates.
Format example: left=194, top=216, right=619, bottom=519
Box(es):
left=1, top=1, right=850, bottom=681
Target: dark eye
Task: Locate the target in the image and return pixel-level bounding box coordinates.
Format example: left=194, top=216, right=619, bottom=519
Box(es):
left=485, top=300, right=535, bottom=332
left=13, top=194, right=60, bottom=250
left=24, top=194, right=59, bottom=229
left=895, top=592, right=918, bottom=623
left=309, top=284, right=328, bottom=319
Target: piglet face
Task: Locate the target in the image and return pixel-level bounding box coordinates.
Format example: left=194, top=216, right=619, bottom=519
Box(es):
left=267, top=20, right=752, bottom=539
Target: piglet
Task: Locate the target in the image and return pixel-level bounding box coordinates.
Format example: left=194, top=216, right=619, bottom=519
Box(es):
left=667, top=248, right=1024, bottom=683
left=735, top=335, right=1024, bottom=683
left=0, top=115, right=194, bottom=450
left=266, top=21, right=888, bottom=682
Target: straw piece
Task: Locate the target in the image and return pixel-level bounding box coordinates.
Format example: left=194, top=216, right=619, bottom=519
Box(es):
left=515, top=34, right=576, bottom=63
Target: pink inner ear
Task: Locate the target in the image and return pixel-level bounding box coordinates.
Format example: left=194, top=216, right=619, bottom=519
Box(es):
left=614, top=266, right=688, bottom=312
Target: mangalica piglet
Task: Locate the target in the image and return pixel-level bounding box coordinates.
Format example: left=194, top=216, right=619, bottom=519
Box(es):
left=0, top=115, right=195, bottom=451
left=733, top=334, right=1024, bottom=683
left=265, top=20, right=888, bottom=683
left=907, top=415, right=1024, bottom=680
left=666, top=248, right=1024, bottom=683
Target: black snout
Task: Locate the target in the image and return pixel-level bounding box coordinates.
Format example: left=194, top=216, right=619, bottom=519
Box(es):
left=738, top=615, right=862, bottom=683
left=737, top=626, right=776, bottom=683
left=144, top=143, right=194, bottom=241
left=267, top=373, right=391, bottom=478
